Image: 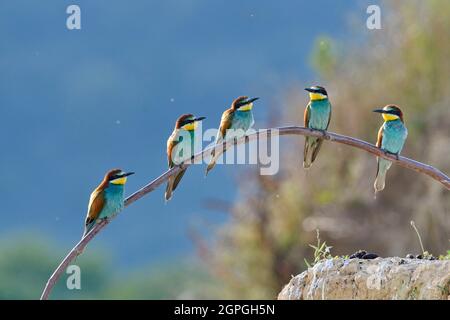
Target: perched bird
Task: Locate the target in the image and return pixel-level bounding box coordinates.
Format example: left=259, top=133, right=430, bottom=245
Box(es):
left=303, top=86, right=332, bottom=169
left=373, top=105, right=408, bottom=193
left=165, top=114, right=206, bottom=201
left=205, top=96, right=259, bottom=176
left=83, top=169, right=134, bottom=238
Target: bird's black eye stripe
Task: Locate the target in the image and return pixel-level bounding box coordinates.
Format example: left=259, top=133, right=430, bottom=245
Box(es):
left=109, top=173, right=125, bottom=180
left=181, top=119, right=195, bottom=126
left=387, top=109, right=400, bottom=116
left=316, top=87, right=327, bottom=95
left=236, top=100, right=248, bottom=108
left=306, top=86, right=327, bottom=95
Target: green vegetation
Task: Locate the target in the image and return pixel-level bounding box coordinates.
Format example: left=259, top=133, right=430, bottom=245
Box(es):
left=304, top=230, right=333, bottom=268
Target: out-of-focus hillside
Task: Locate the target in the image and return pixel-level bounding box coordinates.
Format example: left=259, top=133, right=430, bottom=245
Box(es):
left=197, top=0, right=450, bottom=299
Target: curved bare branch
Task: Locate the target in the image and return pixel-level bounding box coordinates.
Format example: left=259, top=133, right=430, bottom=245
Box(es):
left=40, top=126, right=450, bottom=300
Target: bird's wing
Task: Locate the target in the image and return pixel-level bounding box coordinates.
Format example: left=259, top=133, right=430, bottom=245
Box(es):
left=167, top=131, right=180, bottom=168
left=376, top=125, right=384, bottom=148
left=219, top=108, right=234, bottom=140
left=304, top=103, right=311, bottom=127
left=326, top=103, right=332, bottom=130
left=207, top=109, right=234, bottom=171
left=375, top=125, right=384, bottom=178
left=85, top=189, right=105, bottom=227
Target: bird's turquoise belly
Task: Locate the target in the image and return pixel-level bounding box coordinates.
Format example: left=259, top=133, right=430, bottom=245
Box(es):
left=309, top=101, right=331, bottom=130
left=99, top=185, right=124, bottom=219
left=381, top=121, right=407, bottom=154
left=229, top=111, right=254, bottom=134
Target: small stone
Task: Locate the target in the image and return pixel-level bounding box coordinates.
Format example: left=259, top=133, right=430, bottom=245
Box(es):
left=362, top=253, right=379, bottom=259
left=406, top=254, right=414, bottom=259
left=416, top=254, right=423, bottom=259
left=428, top=256, right=436, bottom=260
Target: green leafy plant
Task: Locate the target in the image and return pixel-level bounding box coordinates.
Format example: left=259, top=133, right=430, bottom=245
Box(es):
left=304, top=230, right=333, bottom=268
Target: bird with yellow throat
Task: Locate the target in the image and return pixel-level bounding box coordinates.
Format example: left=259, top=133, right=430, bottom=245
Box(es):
left=166, top=114, right=206, bottom=201
left=303, top=86, right=332, bottom=169
left=205, top=96, right=259, bottom=176
left=373, top=105, right=408, bottom=194
left=83, top=169, right=134, bottom=238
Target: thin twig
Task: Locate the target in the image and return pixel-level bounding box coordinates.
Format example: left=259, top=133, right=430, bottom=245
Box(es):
left=40, top=126, right=450, bottom=299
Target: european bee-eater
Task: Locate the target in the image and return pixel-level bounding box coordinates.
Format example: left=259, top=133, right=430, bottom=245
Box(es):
left=373, top=105, right=408, bottom=193
left=205, top=96, right=259, bottom=176
left=303, top=86, right=332, bottom=169
left=83, top=169, right=134, bottom=238
left=165, top=114, right=206, bottom=201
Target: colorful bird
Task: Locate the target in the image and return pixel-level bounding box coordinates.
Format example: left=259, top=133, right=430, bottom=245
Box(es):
left=165, top=114, right=206, bottom=201
left=83, top=169, right=134, bottom=238
left=205, top=96, right=259, bottom=176
left=373, top=105, right=408, bottom=193
left=303, top=86, right=332, bottom=169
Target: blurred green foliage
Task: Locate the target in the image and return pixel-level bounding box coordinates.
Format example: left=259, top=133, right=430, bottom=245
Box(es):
left=197, top=0, right=450, bottom=299
left=310, top=37, right=336, bottom=78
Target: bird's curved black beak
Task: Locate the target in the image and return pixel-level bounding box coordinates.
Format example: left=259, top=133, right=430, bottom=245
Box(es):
left=194, top=116, right=206, bottom=122
left=304, top=87, right=317, bottom=93
left=372, top=109, right=386, bottom=114
left=121, top=172, right=135, bottom=177
left=246, top=97, right=259, bottom=104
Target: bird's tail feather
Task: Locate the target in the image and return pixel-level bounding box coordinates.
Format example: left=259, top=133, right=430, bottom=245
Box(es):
left=78, top=223, right=94, bottom=256
left=165, top=176, right=175, bottom=201
left=82, top=219, right=96, bottom=238
left=374, top=171, right=386, bottom=193
left=206, top=153, right=218, bottom=176
left=205, top=147, right=220, bottom=176
left=374, top=158, right=392, bottom=193
left=303, top=137, right=323, bottom=169
left=206, top=137, right=233, bottom=176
